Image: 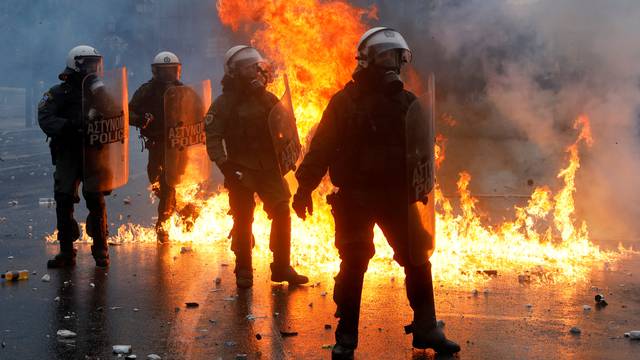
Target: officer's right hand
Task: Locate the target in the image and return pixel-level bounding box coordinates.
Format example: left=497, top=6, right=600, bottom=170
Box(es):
left=219, top=161, right=242, bottom=186
left=292, top=190, right=313, bottom=220
left=142, top=113, right=155, bottom=129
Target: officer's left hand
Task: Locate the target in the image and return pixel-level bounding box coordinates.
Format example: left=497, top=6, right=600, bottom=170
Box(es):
left=292, top=190, right=313, bottom=220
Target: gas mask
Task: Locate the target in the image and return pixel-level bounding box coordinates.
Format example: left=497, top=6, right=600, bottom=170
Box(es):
left=372, top=49, right=410, bottom=93
left=75, top=56, right=104, bottom=77
left=152, top=64, right=181, bottom=84
left=237, top=62, right=272, bottom=90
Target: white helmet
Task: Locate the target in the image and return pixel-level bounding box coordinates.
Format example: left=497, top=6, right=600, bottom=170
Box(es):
left=224, top=45, right=265, bottom=76
left=356, top=27, right=412, bottom=68
left=66, top=45, right=103, bottom=74
left=152, top=51, right=182, bottom=82
left=153, top=51, right=181, bottom=65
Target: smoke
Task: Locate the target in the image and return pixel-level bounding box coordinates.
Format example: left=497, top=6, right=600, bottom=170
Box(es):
left=2, top=0, right=638, bottom=241
left=0, top=0, right=227, bottom=96
left=375, top=0, right=640, bottom=242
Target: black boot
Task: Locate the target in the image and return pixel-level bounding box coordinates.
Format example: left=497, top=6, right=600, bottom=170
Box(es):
left=234, top=247, right=253, bottom=289
left=404, top=263, right=459, bottom=353
left=91, top=245, right=110, bottom=268
left=49, top=195, right=79, bottom=268
left=156, top=180, right=176, bottom=244
left=47, top=247, right=77, bottom=268
left=270, top=263, right=309, bottom=285
left=407, top=323, right=460, bottom=355
left=269, top=206, right=308, bottom=284
left=332, top=320, right=358, bottom=360
left=156, top=227, right=170, bottom=244
left=235, top=265, right=253, bottom=289
left=331, top=258, right=368, bottom=360
left=85, top=191, right=109, bottom=267
left=331, top=344, right=354, bottom=360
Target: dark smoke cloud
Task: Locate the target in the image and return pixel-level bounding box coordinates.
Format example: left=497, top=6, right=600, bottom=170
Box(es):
left=374, top=0, right=640, bottom=243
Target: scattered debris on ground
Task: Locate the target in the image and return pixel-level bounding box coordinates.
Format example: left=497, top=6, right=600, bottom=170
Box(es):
left=56, top=330, right=76, bottom=338
left=624, top=331, right=640, bottom=340
left=595, top=294, right=608, bottom=307
left=280, top=331, right=298, bottom=337
left=113, top=345, right=132, bottom=354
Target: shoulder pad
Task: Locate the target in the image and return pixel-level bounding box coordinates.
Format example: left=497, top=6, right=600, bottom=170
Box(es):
left=212, top=93, right=230, bottom=108
left=38, top=84, right=67, bottom=109
left=205, top=95, right=229, bottom=125
left=329, top=82, right=354, bottom=104
left=403, top=89, right=418, bottom=102
left=50, top=83, right=71, bottom=95
left=264, top=90, right=280, bottom=103
left=139, top=81, right=155, bottom=91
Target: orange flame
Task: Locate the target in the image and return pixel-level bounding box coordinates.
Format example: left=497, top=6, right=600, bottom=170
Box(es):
left=45, top=2, right=631, bottom=285
left=218, top=0, right=376, bottom=141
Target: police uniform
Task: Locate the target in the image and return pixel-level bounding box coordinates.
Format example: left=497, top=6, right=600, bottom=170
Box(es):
left=38, top=71, right=109, bottom=266
left=129, top=79, right=183, bottom=240
left=294, top=70, right=439, bottom=352
left=205, top=76, right=303, bottom=285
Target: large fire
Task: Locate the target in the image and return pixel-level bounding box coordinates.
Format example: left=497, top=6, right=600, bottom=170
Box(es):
left=47, top=0, right=630, bottom=285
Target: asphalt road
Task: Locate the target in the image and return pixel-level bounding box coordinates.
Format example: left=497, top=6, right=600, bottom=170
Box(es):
left=0, top=128, right=639, bottom=360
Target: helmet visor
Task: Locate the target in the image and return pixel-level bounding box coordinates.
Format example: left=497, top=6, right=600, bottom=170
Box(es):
left=374, top=49, right=412, bottom=69
left=153, top=64, right=182, bottom=83
left=76, top=56, right=103, bottom=76
left=228, top=47, right=266, bottom=75
left=238, top=61, right=272, bottom=82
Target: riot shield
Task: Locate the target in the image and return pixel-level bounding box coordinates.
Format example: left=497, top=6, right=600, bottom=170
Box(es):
left=163, top=84, right=210, bottom=187
left=82, top=67, right=129, bottom=192
left=406, top=74, right=436, bottom=265
left=268, top=74, right=302, bottom=175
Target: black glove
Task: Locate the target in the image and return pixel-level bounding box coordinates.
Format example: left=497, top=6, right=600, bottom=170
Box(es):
left=292, top=189, right=313, bottom=220
left=142, top=113, right=154, bottom=129
left=219, top=161, right=242, bottom=186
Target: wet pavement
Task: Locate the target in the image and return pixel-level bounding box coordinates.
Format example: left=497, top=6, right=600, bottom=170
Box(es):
left=1, top=128, right=640, bottom=360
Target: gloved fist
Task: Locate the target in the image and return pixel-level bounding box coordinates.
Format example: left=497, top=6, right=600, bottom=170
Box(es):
left=87, top=108, right=99, bottom=121
left=219, top=161, right=242, bottom=186
left=292, top=190, right=313, bottom=220
left=142, top=113, right=155, bottom=129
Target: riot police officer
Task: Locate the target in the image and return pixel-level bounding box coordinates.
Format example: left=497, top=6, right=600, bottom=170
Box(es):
left=292, top=28, right=460, bottom=358
left=129, top=51, right=184, bottom=243
left=205, top=45, right=308, bottom=289
left=38, top=45, right=123, bottom=268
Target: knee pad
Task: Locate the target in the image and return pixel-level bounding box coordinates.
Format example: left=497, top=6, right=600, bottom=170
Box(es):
left=340, top=253, right=371, bottom=275
left=404, top=263, right=430, bottom=278
left=269, top=202, right=291, bottom=221
left=54, top=192, right=77, bottom=207
left=84, top=192, right=106, bottom=212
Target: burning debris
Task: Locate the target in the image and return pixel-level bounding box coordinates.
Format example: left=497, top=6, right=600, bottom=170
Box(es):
left=28, top=0, right=629, bottom=287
